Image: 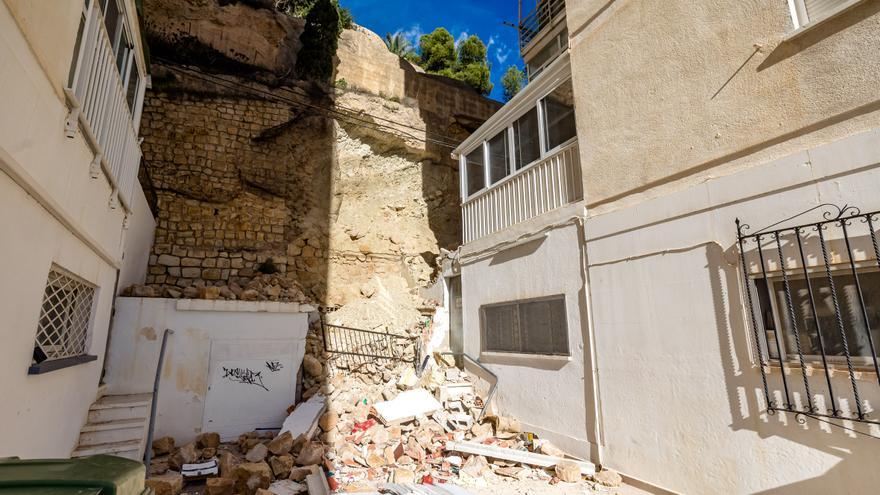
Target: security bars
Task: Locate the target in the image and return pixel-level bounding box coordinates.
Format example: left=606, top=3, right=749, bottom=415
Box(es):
left=34, top=269, right=96, bottom=362
left=737, top=204, right=880, bottom=425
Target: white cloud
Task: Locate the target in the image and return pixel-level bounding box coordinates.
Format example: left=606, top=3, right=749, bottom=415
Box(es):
left=495, top=42, right=512, bottom=66
left=487, top=35, right=497, bottom=49
left=455, top=31, right=470, bottom=48
left=395, top=24, right=424, bottom=48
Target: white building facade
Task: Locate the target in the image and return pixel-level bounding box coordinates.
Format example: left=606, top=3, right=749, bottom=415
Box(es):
left=456, top=0, right=880, bottom=493
left=0, top=0, right=152, bottom=458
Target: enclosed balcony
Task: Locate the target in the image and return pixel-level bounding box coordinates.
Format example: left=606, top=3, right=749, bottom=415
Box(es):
left=455, top=54, right=581, bottom=244
left=519, top=0, right=568, bottom=80
left=64, top=0, right=146, bottom=212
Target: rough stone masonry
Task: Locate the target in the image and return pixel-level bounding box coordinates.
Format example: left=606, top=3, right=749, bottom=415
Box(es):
left=138, top=0, right=500, bottom=307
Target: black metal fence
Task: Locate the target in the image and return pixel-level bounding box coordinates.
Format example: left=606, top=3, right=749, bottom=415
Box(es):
left=320, top=318, right=421, bottom=371
left=519, top=0, right=566, bottom=51
left=737, top=204, right=880, bottom=425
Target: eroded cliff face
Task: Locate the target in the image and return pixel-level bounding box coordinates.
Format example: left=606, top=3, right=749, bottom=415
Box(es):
left=138, top=0, right=500, bottom=307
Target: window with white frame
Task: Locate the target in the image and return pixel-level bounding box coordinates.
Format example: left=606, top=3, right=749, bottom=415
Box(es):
left=488, top=129, right=510, bottom=184
left=789, top=0, right=855, bottom=29
left=465, top=147, right=485, bottom=196
left=541, top=79, right=576, bottom=151
left=481, top=296, right=569, bottom=356
left=754, top=268, right=880, bottom=365
left=461, top=77, right=576, bottom=198
left=513, top=107, right=541, bottom=170
left=32, top=268, right=96, bottom=365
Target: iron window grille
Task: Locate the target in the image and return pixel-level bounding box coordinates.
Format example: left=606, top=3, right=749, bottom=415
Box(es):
left=480, top=295, right=569, bottom=356
left=33, top=268, right=96, bottom=363
left=737, top=204, right=880, bottom=425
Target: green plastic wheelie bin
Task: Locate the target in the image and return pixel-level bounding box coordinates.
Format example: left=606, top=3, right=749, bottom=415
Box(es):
left=0, top=455, right=153, bottom=495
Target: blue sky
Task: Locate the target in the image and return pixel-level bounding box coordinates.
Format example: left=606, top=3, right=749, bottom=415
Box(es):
left=342, top=0, right=524, bottom=101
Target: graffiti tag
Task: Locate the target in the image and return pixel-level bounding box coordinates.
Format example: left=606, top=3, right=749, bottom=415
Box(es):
left=222, top=366, right=269, bottom=391
left=266, top=360, right=284, bottom=372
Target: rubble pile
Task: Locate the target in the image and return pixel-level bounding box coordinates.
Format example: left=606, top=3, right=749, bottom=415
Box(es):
left=122, top=272, right=314, bottom=304
left=312, top=354, right=622, bottom=493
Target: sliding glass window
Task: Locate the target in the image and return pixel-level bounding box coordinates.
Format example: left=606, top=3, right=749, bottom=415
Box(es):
left=465, top=147, right=485, bottom=196
left=488, top=130, right=510, bottom=184
left=513, top=107, right=541, bottom=170
left=541, top=79, right=577, bottom=151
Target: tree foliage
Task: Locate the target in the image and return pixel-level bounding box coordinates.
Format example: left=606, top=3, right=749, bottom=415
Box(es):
left=384, top=32, right=414, bottom=58
left=418, top=28, right=456, bottom=73
left=275, top=0, right=353, bottom=31
left=501, top=65, right=525, bottom=102
left=294, top=0, right=340, bottom=81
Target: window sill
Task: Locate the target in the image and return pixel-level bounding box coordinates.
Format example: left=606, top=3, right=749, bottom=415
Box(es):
left=783, top=0, right=867, bottom=43
left=29, top=355, right=98, bottom=375
left=764, top=361, right=876, bottom=381
left=480, top=351, right=571, bottom=362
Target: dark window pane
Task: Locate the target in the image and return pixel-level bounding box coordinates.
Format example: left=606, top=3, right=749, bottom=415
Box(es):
left=116, top=31, right=130, bottom=75
left=103, top=0, right=121, bottom=48
left=542, top=79, right=577, bottom=150
left=68, top=14, right=86, bottom=88
left=513, top=107, right=541, bottom=169
left=466, top=147, right=485, bottom=196
left=483, top=304, right=519, bottom=353
left=482, top=296, right=568, bottom=355
left=126, top=60, right=140, bottom=114
left=488, top=130, right=509, bottom=184
left=774, top=271, right=880, bottom=361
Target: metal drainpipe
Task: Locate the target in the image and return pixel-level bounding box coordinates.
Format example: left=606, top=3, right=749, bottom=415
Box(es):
left=144, top=328, right=173, bottom=467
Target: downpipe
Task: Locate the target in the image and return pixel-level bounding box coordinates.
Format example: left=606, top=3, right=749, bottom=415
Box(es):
left=143, top=328, right=173, bottom=467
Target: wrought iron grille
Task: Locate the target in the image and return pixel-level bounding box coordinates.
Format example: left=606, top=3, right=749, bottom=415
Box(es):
left=519, top=0, right=566, bottom=51
left=34, top=269, right=96, bottom=361
left=320, top=318, right=421, bottom=371
left=737, top=204, right=880, bottom=425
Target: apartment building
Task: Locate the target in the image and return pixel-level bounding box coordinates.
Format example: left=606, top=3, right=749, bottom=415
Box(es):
left=454, top=0, right=880, bottom=493
left=0, top=0, right=153, bottom=458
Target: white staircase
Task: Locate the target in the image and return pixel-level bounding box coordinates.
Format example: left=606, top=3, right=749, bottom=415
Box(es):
left=72, top=393, right=152, bottom=460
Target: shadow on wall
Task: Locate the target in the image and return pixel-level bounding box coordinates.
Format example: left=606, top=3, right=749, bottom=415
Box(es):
left=707, top=237, right=880, bottom=494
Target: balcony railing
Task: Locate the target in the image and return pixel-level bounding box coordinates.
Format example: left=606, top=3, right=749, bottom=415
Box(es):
left=519, top=0, right=566, bottom=52
left=65, top=0, right=142, bottom=212
left=462, top=141, right=582, bottom=244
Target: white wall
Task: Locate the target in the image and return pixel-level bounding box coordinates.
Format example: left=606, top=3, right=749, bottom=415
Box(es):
left=0, top=0, right=141, bottom=458
left=106, top=298, right=311, bottom=444
left=585, top=129, right=880, bottom=494
left=118, top=183, right=155, bottom=293
left=459, top=207, right=597, bottom=458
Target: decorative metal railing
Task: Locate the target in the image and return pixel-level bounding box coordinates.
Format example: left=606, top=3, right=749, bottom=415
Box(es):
left=737, top=204, right=880, bottom=425
left=519, top=0, right=566, bottom=51
left=65, top=0, right=142, bottom=212
left=320, top=318, right=421, bottom=371
left=462, top=142, right=582, bottom=244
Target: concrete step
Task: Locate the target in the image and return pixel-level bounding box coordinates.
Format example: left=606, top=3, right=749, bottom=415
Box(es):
left=81, top=418, right=146, bottom=432
left=89, top=393, right=152, bottom=410
left=78, top=425, right=145, bottom=447
left=71, top=439, right=141, bottom=458
left=87, top=405, right=148, bottom=424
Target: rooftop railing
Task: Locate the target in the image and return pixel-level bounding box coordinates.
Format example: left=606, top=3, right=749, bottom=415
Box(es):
left=519, top=0, right=566, bottom=52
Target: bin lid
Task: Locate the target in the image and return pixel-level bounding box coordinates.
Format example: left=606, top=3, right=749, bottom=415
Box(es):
left=0, top=455, right=146, bottom=495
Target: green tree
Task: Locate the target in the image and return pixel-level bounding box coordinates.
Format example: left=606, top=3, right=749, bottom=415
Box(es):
left=384, top=32, right=414, bottom=58
left=295, top=0, right=339, bottom=81
left=457, top=35, right=487, bottom=66
left=501, top=65, right=525, bottom=102
left=419, top=28, right=456, bottom=72
left=276, top=0, right=352, bottom=31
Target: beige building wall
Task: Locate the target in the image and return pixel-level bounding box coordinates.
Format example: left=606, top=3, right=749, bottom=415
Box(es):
left=568, top=0, right=880, bottom=211
left=0, top=0, right=150, bottom=457
left=564, top=1, right=880, bottom=493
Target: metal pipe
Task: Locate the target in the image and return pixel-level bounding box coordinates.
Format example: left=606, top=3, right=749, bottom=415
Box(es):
left=144, top=328, right=173, bottom=467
